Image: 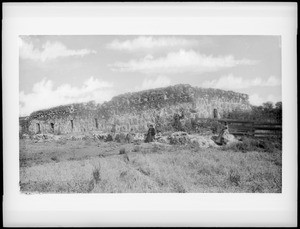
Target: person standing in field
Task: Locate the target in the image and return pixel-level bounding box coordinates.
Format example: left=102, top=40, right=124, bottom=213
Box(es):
left=145, top=124, right=156, bottom=143
left=215, top=122, right=229, bottom=145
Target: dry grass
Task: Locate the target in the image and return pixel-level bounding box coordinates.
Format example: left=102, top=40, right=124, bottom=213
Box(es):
left=19, top=137, right=282, bottom=193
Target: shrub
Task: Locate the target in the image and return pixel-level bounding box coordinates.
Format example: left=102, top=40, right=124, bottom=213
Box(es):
left=115, top=133, right=126, bottom=143
left=132, top=145, right=141, bottom=152
left=250, top=183, right=263, bottom=193
left=119, top=147, right=126, bottom=154
left=137, top=167, right=150, bottom=176
left=92, top=168, right=101, bottom=184
left=50, top=156, right=60, bottom=162
left=257, top=139, right=276, bottom=153
left=231, top=138, right=259, bottom=153
left=105, top=134, right=114, bottom=142
left=172, top=182, right=186, bottom=193
left=222, top=137, right=279, bottom=153
left=229, top=169, right=241, bottom=186
left=119, top=171, right=127, bottom=178
left=125, top=133, right=134, bottom=143
left=197, top=167, right=211, bottom=176
left=183, top=119, right=193, bottom=133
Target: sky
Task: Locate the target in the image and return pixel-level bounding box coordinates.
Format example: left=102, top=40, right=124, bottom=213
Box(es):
left=19, top=35, right=282, bottom=117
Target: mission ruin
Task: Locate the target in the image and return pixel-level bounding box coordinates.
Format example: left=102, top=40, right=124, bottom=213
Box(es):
left=19, top=84, right=251, bottom=136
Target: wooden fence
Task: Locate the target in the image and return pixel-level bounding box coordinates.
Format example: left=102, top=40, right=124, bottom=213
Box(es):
left=217, top=119, right=282, bottom=138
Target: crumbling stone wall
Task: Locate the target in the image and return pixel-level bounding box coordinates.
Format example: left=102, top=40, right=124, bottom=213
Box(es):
left=19, top=116, right=30, bottom=135
left=22, top=84, right=251, bottom=135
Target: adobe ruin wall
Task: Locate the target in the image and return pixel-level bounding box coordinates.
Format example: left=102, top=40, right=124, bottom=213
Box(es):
left=19, top=84, right=251, bottom=135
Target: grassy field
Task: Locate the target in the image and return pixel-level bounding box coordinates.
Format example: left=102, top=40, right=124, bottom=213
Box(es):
left=19, top=136, right=282, bottom=193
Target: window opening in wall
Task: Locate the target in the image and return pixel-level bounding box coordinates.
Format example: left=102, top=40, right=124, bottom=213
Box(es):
left=213, top=108, right=218, bottom=119
left=95, top=118, right=99, bottom=129
left=50, top=123, right=54, bottom=132
left=70, top=120, right=74, bottom=130
left=36, top=123, right=40, bottom=134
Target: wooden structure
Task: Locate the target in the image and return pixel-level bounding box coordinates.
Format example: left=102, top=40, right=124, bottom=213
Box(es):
left=217, top=119, right=282, bottom=138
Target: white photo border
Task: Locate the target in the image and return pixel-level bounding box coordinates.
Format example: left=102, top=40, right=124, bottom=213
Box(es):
left=3, top=2, right=297, bottom=227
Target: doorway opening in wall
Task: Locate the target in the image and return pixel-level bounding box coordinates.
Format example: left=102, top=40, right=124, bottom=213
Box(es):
left=50, top=123, right=54, bottom=132
left=36, top=123, right=40, bottom=134
left=95, top=118, right=98, bottom=129
left=70, top=120, right=74, bottom=130
left=213, top=108, right=218, bottom=119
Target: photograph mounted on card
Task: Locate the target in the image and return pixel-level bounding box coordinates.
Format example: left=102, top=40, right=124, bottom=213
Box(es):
left=19, top=35, right=282, bottom=194
left=3, top=2, right=297, bottom=227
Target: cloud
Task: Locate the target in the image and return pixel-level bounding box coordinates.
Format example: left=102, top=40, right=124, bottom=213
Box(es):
left=19, top=38, right=96, bottom=62
left=110, top=49, right=257, bottom=74
left=106, top=36, right=201, bottom=52
left=134, top=76, right=171, bottom=91
left=19, top=77, right=115, bottom=116
left=249, top=94, right=282, bottom=106
left=202, top=74, right=281, bottom=90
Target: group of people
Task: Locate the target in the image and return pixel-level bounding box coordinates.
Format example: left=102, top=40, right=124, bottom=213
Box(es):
left=110, top=122, right=230, bottom=145
left=110, top=123, right=157, bottom=143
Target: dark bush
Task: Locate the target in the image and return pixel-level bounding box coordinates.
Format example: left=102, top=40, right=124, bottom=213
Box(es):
left=50, top=156, right=60, bottom=162
left=223, top=137, right=279, bottom=153
left=115, top=133, right=126, bottom=143
left=229, top=169, right=241, bottom=186
left=92, top=168, right=101, bottom=184
left=119, top=147, right=126, bottom=154
left=105, top=134, right=114, bottom=142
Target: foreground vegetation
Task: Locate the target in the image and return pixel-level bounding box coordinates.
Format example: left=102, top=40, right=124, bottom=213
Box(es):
left=19, top=136, right=282, bottom=193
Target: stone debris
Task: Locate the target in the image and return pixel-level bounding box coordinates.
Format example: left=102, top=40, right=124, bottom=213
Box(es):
left=133, top=133, right=145, bottom=142
left=27, top=129, right=241, bottom=151
left=93, top=132, right=108, bottom=141
left=211, top=133, right=239, bottom=146
left=53, top=135, right=63, bottom=141
left=21, top=134, right=30, bottom=139
left=156, top=136, right=170, bottom=144
left=169, top=131, right=191, bottom=145
left=223, top=133, right=239, bottom=145
left=67, top=135, right=90, bottom=141
left=189, top=135, right=217, bottom=149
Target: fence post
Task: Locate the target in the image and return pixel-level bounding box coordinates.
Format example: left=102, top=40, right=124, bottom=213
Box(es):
left=251, top=121, right=255, bottom=137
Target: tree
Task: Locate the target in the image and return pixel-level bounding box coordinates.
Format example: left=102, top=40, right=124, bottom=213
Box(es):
left=275, top=101, right=282, bottom=110
left=274, top=101, right=282, bottom=123
left=262, top=102, right=274, bottom=110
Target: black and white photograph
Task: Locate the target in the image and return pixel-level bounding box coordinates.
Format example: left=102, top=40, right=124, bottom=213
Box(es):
left=3, top=2, right=297, bottom=227
left=18, top=35, right=283, bottom=194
